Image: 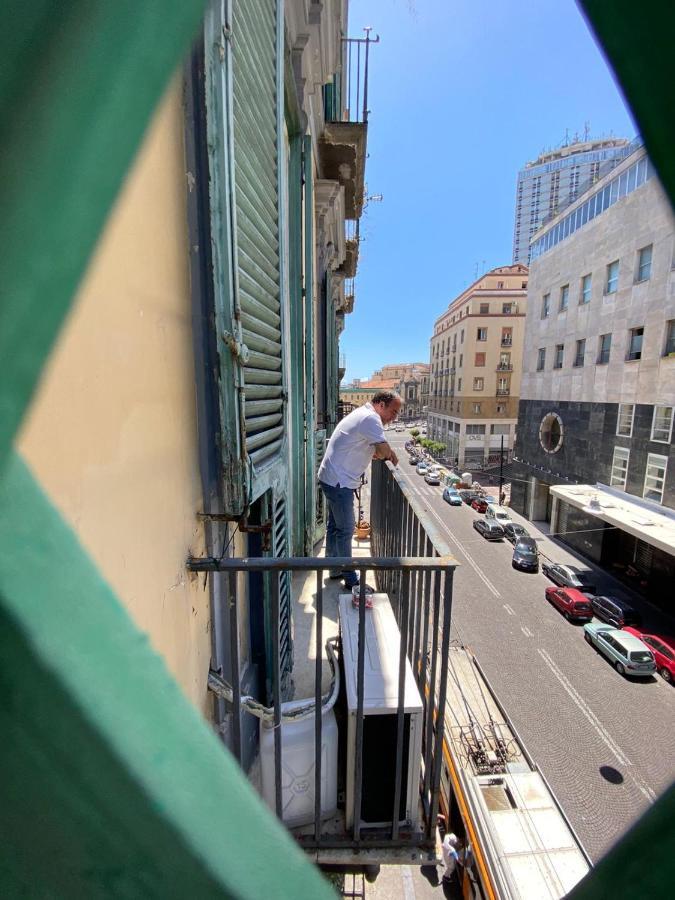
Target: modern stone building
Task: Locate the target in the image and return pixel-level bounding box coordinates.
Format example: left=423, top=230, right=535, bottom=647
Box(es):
left=510, top=141, right=675, bottom=604
left=428, top=265, right=528, bottom=467
left=512, top=136, right=630, bottom=264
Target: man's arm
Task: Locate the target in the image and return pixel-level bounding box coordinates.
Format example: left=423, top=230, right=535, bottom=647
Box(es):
left=373, top=441, right=398, bottom=466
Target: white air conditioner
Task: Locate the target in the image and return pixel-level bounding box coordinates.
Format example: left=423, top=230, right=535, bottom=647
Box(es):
left=339, top=593, right=423, bottom=830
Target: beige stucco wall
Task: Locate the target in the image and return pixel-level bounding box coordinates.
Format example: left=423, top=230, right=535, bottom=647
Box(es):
left=17, top=74, right=212, bottom=717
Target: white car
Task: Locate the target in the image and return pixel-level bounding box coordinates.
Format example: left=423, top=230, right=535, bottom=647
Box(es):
left=484, top=505, right=512, bottom=526
left=424, top=467, right=441, bottom=485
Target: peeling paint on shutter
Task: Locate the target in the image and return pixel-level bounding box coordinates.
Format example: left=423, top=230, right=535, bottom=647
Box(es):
left=232, top=0, right=284, bottom=471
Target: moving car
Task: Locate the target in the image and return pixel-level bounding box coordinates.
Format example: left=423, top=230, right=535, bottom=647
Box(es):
left=425, top=467, right=441, bottom=485
left=503, top=523, right=529, bottom=545
left=484, top=505, right=513, bottom=526
left=541, top=562, right=595, bottom=593
left=473, top=519, right=505, bottom=541
left=583, top=623, right=656, bottom=677
left=416, top=462, right=429, bottom=475
left=512, top=538, right=539, bottom=572
left=624, top=628, right=675, bottom=684
left=545, top=586, right=593, bottom=621
left=590, top=595, right=641, bottom=628
left=442, top=486, right=463, bottom=506
left=471, top=497, right=489, bottom=513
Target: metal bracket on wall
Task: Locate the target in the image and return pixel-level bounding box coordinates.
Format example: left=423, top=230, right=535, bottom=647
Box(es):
left=196, top=512, right=273, bottom=550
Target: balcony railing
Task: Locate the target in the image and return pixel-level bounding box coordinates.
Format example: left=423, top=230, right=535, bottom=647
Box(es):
left=496, top=363, right=513, bottom=371
left=496, top=388, right=511, bottom=396
left=501, top=338, right=513, bottom=347
left=188, top=461, right=457, bottom=860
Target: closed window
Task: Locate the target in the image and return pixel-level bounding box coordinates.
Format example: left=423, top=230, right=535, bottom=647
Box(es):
left=537, top=348, right=546, bottom=371
left=606, top=260, right=619, bottom=294
left=651, top=406, right=674, bottom=443
left=457, top=378, right=462, bottom=391
left=541, top=293, right=551, bottom=318
left=559, top=284, right=569, bottom=311
left=627, top=327, right=644, bottom=361
left=467, top=424, right=485, bottom=435
left=664, top=320, right=675, bottom=356
left=475, top=353, right=486, bottom=367
left=554, top=344, right=564, bottom=369
left=477, top=328, right=488, bottom=341
left=460, top=329, right=464, bottom=344
left=643, top=453, right=668, bottom=504
left=580, top=273, right=592, bottom=304
left=610, top=447, right=630, bottom=489
left=480, top=303, right=490, bottom=314
left=473, top=377, right=484, bottom=391
left=636, top=244, right=652, bottom=282
left=459, top=354, right=463, bottom=367
left=597, top=333, right=611, bottom=364
left=490, top=424, right=510, bottom=435
left=573, top=339, right=586, bottom=367
left=617, top=403, right=634, bottom=437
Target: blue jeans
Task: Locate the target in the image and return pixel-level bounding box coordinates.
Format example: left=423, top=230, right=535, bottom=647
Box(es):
left=320, top=481, right=358, bottom=585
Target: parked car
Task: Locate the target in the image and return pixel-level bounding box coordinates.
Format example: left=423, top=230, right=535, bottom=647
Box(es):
left=546, top=586, right=593, bottom=621
left=624, top=628, right=675, bottom=684
left=473, top=519, right=505, bottom=541
left=590, top=595, right=641, bottom=629
left=512, top=538, right=539, bottom=572
left=484, top=505, right=513, bottom=526
left=425, top=468, right=441, bottom=485
left=416, top=462, right=429, bottom=475
left=541, top=562, right=595, bottom=593
left=503, top=523, right=530, bottom=545
left=408, top=455, right=419, bottom=465
left=442, top=486, right=463, bottom=506
left=583, top=623, right=656, bottom=677
left=471, top=497, right=489, bottom=513
left=459, top=490, right=480, bottom=505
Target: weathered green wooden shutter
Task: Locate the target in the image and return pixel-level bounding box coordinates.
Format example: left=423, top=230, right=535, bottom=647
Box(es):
left=232, top=0, right=285, bottom=482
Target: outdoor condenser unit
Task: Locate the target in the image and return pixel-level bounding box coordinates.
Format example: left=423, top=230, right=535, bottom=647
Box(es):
left=339, top=593, right=424, bottom=830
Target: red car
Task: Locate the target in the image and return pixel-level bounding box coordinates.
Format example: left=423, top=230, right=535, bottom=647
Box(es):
left=471, top=497, right=489, bottom=513
left=624, top=628, right=675, bottom=685
left=545, top=586, right=593, bottom=621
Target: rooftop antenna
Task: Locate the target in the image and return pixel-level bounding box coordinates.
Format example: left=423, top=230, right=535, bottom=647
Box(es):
left=583, top=120, right=591, bottom=141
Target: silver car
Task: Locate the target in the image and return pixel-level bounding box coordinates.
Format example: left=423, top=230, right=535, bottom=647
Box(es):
left=583, top=623, right=656, bottom=677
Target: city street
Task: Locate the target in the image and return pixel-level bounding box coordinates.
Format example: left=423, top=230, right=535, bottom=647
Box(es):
left=385, top=430, right=675, bottom=863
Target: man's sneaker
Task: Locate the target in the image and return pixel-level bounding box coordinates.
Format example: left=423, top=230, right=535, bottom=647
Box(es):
left=351, top=583, right=375, bottom=609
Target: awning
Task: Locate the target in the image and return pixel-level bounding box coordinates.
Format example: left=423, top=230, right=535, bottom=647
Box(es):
left=550, top=484, right=675, bottom=557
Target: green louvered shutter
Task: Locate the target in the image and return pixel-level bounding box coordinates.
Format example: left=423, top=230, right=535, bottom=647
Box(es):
left=232, top=0, right=285, bottom=479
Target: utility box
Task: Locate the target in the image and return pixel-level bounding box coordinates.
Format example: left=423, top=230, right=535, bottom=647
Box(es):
left=339, top=593, right=423, bottom=830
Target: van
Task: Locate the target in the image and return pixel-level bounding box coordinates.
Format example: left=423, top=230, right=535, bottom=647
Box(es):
left=484, top=505, right=512, bottom=526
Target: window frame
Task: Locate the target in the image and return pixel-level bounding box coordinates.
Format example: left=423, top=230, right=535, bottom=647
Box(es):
left=651, top=405, right=674, bottom=443
left=553, top=344, right=564, bottom=369
left=636, top=244, right=653, bottom=283
left=536, top=348, right=546, bottom=371
left=616, top=403, right=635, bottom=437
left=610, top=446, right=630, bottom=489
left=597, top=333, right=611, bottom=364
left=580, top=273, right=592, bottom=305
left=627, top=326, right=644, bottom=361
left=541, top=293, right=550, bottom=319
left=559, top=283, right=569, bottom=312
left=474, top=352, right=486, bottom=367
left=473, top=377, right=484, bottom=391
left=605, top=259, right=620, bottom=294
left=477, top=327, right=488, bottom=341
left=573, top=338, right=586, bottom=367
left=643, top=453, right=668, bottom=504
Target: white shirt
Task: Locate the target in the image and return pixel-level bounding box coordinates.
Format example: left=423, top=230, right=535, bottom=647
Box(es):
left=318, top=403, right=385, bottom=489
left=441, top=834, right=460, bottom=876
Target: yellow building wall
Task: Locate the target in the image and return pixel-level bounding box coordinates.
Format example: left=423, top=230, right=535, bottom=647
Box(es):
left=17, top=75, right=212, bottom=717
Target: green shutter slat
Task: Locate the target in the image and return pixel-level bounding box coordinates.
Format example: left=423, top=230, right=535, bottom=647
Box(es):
left=243, top=367, right=282, bottom=385
left=245, top=352, right=281, bottom=373
left=241, top=329, right=281, bottom=361
left=245, top=398, right=284, bottom=418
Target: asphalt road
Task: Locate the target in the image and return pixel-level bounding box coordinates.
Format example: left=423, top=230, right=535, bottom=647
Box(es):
left=385, top=431, right=675, bottom=863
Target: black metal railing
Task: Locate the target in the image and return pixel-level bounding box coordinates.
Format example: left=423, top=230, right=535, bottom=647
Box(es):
left=188, top=461, right=458, bottom=854
left=337, top=29, right=380, bottom=126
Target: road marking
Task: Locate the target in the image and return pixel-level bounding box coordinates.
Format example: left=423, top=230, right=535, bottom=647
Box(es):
left=422, top=502, right=501, bottom=598
left=401, top=866, right=416, bottom=900
left=538, top=648, right=633, bottom=768
left=503, top=603, right=515, bottom=616
left=521, top=625, right=533, bottom=637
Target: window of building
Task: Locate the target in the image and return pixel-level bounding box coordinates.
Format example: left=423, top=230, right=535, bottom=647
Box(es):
left=605, top=259, right=619, bottom=294
left=460, top=329, right=464, bottom=344
left=651, top=406, right=674, bottom=443
left=457, top=378, right=462, bottom=391
left=496, top=404, right=506, bottom=414
left=643, top=453, right=668, bottom=504
left=472, top=404, right=482, bottom=414
left=597, top=333, right=611, bottom=364
left=502, top=303, right=512, bottom=314
left=459, top=354, right=463, bottom=367
left=490, top=424, right=510, bottom=435
left=663, top=320, right=675, bottom=356
left=636, top=244, right=653, bottom=282
left=537, top=348, right=546, bottom=371
left=580, top=273, right=592, bottom=304
left=627, top=326, right=644, bottom=361
left=501, top=328, right=512, bottom=346
left=573, top=339, right=586, bottom=367
left=617, top=403, right=634, bottom=437
left=541, top=293, right=550, bottom=318
left=475, top=353, right=486, bottom=367
left=554, top=344, right=564, bottom=369
left=479, top=303, right=490, bottom=314
left=467, top=424, right=485, bottom=435
left=477, top=327, right=487, bottom=341
left=610, top=447, right=630, bottom=489
left=559, top=284, right=569, bottom=311
left=497, top=281, right=504, bottom=289
left=521, top=281, right=527, bottom=289
left=473, top=377, right=484, bottom=391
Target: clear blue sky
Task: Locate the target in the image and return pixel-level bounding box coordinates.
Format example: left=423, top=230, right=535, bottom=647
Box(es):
left=341, top=0, right=636, bottom=383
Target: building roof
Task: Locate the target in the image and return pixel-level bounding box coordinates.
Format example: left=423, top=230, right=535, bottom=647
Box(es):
left=356, top=378, right=400, bottom=390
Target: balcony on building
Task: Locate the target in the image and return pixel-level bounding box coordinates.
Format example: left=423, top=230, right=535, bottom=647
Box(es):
left=501, top=336, right=513, bottom=347
left=496, top=388, right=511, bottom=396
left=496, top=363, right=513, bottom=372
left=189, top=462, right=457, bottom=867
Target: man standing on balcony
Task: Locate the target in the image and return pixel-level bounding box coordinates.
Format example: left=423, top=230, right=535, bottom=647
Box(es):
left=318, top=391, right=401, bottom=587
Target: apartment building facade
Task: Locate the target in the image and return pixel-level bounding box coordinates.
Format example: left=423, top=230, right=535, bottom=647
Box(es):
left=428, top=265, right=528, bottom=467
left=339, top=363, right=429, bottom=419
left=510, top=142, right=675, bottom=605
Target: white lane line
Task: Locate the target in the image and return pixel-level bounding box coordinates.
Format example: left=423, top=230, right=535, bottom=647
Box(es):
left=422, top=501, right=501, bottom=599
left=401, top=866, right=416, bottom=900
left=521, top=626, right=533, bottom=637
left=503, top=604, right=515, bottom=616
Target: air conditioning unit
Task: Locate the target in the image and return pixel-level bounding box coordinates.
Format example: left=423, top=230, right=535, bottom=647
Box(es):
left=339, top=593, right=423, bottom=830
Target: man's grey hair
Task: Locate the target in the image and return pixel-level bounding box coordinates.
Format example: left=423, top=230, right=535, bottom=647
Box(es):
left=371, top=390, right=401, bottom=406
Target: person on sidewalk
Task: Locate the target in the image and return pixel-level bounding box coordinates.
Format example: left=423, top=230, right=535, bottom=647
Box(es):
left=318, top=391, right=401, bottom=587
